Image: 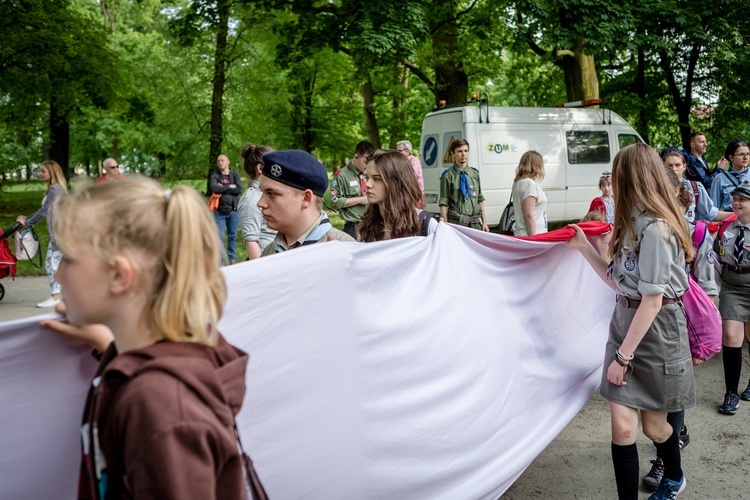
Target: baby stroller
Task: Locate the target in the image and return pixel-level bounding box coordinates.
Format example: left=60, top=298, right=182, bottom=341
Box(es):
left=0, top=222, right=21, bottom=301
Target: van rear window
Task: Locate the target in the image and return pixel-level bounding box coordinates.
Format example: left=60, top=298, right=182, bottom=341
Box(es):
left=566, top=131, right=610, bottom=164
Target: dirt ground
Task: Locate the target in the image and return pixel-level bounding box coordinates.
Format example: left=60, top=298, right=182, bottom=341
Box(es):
left=3, top=277, right=750, bottom=499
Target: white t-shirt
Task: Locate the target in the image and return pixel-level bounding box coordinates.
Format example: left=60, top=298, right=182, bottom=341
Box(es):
left=512, top=178, right=548, bottom=236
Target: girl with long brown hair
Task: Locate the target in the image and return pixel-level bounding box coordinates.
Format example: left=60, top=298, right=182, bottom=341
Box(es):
left=567, top=143, right=695, bottom=499
left=358, top=150, right=437, bottom=242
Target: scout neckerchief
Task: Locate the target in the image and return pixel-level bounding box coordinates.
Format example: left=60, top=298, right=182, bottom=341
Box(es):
left=274, top=217, right=333, bottom=254
left=455, top=165, right=471, bottom=200
left=735, top=225, right=747, bottom=266
left=358, top=172, right=366, bottom=196
left=719, top=167, right=747, bottom=188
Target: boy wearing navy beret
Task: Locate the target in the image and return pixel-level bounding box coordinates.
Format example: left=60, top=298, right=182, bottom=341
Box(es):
left=258, top=150, right=354, bottom=256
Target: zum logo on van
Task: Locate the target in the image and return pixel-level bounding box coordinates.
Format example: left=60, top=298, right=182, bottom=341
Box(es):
left=487, top=143, right=517, bottom=154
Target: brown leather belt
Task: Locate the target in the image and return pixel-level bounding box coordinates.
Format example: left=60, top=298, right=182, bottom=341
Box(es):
left=726, top=265, right=750, bottom=274
left=616, top=295, right=681, bottom=309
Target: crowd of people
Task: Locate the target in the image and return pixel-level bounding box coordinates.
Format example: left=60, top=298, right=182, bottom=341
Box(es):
left=13, top=131, right=750, bottom=499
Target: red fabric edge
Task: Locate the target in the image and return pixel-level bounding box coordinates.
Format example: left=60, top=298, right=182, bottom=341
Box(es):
left=509, top=221, right=612, bottom=242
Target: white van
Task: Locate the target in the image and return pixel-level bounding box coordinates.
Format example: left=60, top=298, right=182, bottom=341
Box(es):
left=419, top=105, right=644, bottom=224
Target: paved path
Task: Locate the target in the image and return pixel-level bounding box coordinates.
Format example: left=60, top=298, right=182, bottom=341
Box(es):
left=0, top=276, right=56, bottom=322
left=3, top=277, right=749, bottom=498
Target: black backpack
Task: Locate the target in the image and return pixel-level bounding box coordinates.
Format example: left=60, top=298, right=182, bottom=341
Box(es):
left=418, top=210, right=439, bottom=236
left=498, top=193, right=515, bottom=235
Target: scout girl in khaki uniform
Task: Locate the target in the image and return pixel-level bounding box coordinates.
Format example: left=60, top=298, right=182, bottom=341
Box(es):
left=567, top=144, right=695, bottom=500
left=714, top=182, right=750, bottom=415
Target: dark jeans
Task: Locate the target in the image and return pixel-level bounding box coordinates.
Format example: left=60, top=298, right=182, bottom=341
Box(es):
left=215, top=210, right=239, bottom=262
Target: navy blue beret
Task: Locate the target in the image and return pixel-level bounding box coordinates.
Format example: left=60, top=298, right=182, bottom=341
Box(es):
left=732, top=182, right=750, bottom=200
left=262, top=150, right=328, bottom=197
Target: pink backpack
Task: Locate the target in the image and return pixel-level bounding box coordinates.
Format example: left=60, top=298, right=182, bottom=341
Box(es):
left=682, top=221, right=722, bottom=361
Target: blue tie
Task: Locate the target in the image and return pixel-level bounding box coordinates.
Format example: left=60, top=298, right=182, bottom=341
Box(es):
left=459, top=170, right=471, bottom=200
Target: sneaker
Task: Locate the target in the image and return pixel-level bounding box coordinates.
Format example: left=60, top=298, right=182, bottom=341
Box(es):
left=678, top=425, right=690, bottom=450
left=719, top=392, right=740, bottom=415
left=741, top=380, right=750, bottom=401
left=648, top=474, right=686, bottom=500
left=36, top=297, right=61, bottom=308
left=642, top=457, right=664, bottom=492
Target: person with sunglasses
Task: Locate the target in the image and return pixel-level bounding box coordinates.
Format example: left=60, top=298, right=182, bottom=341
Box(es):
left=95, top=158, right=124, bottom=184
left=566, top=144, right=695, bottom=499
left=710, top=140, right=750, bottom=211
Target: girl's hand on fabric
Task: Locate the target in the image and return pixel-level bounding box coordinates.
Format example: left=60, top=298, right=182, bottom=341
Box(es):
left=606, top=359, right=627, bottom=386
left=40, top=302, right=114, bottom=353
left=564, top=224, right=588, bottom=251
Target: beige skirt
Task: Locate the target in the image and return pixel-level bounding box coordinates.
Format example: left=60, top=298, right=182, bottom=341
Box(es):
left=600, top=301, right=696, bottom=412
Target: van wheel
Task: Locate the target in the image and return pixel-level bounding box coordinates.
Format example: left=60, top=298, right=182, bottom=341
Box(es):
left=0, top=283, right=6, bottom=301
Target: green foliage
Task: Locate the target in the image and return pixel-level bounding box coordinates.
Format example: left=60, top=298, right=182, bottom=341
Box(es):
left=1, top=0, right=750, bottom=178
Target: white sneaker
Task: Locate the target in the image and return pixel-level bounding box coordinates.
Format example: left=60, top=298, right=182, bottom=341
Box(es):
left=36, top=297, right=61, bottom=308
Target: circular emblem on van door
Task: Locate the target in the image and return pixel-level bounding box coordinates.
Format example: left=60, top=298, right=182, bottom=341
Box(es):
left=270, top=164, right=282, bottom=177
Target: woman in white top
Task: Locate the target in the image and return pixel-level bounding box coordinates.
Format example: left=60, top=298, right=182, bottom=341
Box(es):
left=512, top=151, right=548, bottom=236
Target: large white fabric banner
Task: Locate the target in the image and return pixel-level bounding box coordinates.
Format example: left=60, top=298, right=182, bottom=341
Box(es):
left=0, top=224, right=613, bottom=499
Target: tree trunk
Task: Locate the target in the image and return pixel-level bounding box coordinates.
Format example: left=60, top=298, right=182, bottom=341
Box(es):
left=49, top=95, right=70, bottom=178
left=362, top=73, right=381, bottom=148
left=636, top=46, right=650, bottom=145
left=110, top=133, right=119, bottom=161
left=560, top=47, right=599, bottom=102
left=158, top=153, right=167, bottom=177
left=208, top=0, right=229, bottom=183
left=431, top=0, right=468, bottom=106
left=658, top=47, right=696, bottom=149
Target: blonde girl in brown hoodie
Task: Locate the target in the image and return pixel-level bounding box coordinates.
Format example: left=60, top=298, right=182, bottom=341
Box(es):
left=41, top=176, right=265, bottom=500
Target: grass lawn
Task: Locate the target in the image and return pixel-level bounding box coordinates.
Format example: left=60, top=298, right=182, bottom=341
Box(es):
left=1, top=176, right=347, bottom=275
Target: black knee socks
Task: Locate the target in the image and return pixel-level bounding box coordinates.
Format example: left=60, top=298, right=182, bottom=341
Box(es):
left=611, top=442, right=639, bottom=500
left=654, top=428, right=682, bottom=482
left=723, top=345, right=743, bottom=394
left=666, top=410, right=685, bottom=436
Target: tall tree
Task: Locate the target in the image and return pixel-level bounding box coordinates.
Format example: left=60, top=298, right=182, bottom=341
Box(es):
left=0, top=0, right=116, bottom=176
left=511, top=0, right=633, bottom=102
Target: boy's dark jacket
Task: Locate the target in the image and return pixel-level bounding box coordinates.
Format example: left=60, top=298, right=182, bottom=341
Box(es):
left=79, top=335, right=249, bottom=500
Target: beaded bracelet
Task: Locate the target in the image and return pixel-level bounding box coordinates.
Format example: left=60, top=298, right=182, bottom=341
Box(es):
left=616, top=348, right=634, bottom=362
left=613, top=355, right=630, bottom=367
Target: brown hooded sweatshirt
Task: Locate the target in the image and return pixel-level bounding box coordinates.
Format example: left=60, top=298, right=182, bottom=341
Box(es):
left=79, top=335, right=249, bottom=500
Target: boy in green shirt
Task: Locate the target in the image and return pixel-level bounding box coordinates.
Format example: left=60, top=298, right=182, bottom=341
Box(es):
left=439, top=139, right=489, bottom=231
left=330, top=141, right=374, bottom=238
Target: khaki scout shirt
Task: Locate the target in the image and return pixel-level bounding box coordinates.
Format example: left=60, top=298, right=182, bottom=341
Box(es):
left=714, top=218, right=750, bottom=268
left=261, top=211, right=354, bottom=256
left=611, top=206, right=688, bottom=299
left=439, top=165, right=484, bottom=218
left=330, top=162, right=366, bottom=223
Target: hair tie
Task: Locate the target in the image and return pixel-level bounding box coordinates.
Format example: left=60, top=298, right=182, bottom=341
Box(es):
left=163, top=189, right=172, bottom=201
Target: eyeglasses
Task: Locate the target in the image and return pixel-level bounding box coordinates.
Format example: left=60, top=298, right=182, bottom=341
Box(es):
left=732, top=153, right=750, bottom=158
left=397, top=149, right=406, bottom=153
left=108, top=165, right=119, bottom=170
